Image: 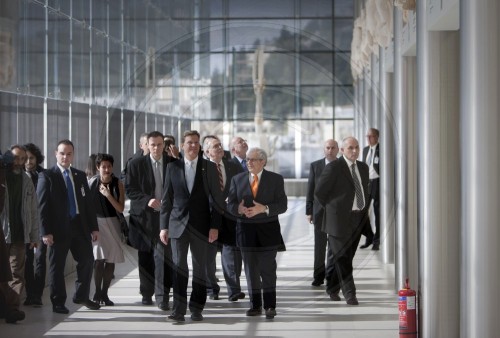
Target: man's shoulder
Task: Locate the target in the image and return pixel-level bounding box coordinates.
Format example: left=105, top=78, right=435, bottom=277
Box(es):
left=262, top=169, right=283, bottom=181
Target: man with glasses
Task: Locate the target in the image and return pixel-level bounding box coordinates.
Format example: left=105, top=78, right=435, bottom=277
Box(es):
left=227, top=147, right=287, bottom=319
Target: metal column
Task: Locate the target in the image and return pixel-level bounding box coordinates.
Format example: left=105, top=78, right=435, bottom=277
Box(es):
left=460, top=0, right=500, bottom=336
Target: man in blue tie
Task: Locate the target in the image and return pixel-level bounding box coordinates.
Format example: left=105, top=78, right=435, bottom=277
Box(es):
left=230, top=136, right=249, bottom=171
left=37, top=140, right=100, bottom=314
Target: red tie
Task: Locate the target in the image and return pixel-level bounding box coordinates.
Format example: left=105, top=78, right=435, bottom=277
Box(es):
left=216, top=163, right=224, bottom=191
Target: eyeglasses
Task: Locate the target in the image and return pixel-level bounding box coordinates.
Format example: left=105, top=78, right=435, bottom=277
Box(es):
left=211, top=144, right=223, bottom=149
left=246, top=158, right=263, bottom=163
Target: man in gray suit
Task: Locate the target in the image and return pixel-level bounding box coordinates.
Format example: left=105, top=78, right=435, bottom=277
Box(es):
left=159, top=130, right=224, bottom=322
left=315, top=137, right=369, bottom=306
left=306, top=139, right=338, bottom=286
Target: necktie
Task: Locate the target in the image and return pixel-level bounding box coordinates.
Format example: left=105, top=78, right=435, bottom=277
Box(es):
left=216, top=163, right=224, bottom=191
left=351, top=163, right=364, bottom=209
left=367, top=148, right=373, bottom=166
left=186, top=161, right=195, bottom=193
left=64, top=169, right=77, bottom=218
left=251, top=174, right=259, bottom=198
left=241, top=159, right=247, bottom=171
left=153, top=161, right=162, bottom=200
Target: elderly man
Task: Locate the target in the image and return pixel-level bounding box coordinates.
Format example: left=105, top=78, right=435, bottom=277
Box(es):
left=315, top=137, right=369, bottom=306
left=227, top=147, right=287, bottom=319
left=229, top=136, right=249, bottom=171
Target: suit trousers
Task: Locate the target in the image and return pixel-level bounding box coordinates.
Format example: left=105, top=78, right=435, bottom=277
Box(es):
left=221, top=244, right=243, bottom=297
left=137, top=250, right=155, bottom=298
left=241, top=247, right=277, bottom=310
left=325, top=212, right=365, bottom=298
left=48, top=216, right=94, bottom=306
left=6, top=242, right=25, bottom=309
left=170, top=225, right=209, bottom=315
left=313, top=225, right=328, bottom=282
left=361, top=178, right=380, bottom=245
left=24, top=241, right=47, bottom=301
left=205, top=241, right=220, bottom=296
left=153, top=241, right=173, bottom=304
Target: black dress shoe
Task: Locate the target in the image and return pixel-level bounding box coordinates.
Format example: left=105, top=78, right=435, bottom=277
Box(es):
left=265, top=308, right=276, bottom=319
left=73, top=299, right=101, bottom=310
left=142, top=296, right=153, bottom=305
left=191, top=312, right=204, bottom=321
left=167, top=313, right=185, bottom=322
left=53, top=305, right=70, bottom=314
left=311, top=280, right=324, bottom=287
left=372, top=243, right=380, bottom=251
left=209, top=293, right=219, bottom=300
left=329, top=293, right=341, bottom=301
left=157, top=301, right=170, bottom=311
left=360, top=239, right=373, bottom=249
left=228, top=292, right=246, bottom=302
left=345, top=296, right=359, bottom=305
left=32, top=298, right=43, bottom=307
left=5, top=309, right=25, bottom=323
left=246, top=307, right=262, bottom=316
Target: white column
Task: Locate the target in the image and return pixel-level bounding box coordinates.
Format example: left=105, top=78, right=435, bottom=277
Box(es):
left=460, top=0, right=500, bottom=336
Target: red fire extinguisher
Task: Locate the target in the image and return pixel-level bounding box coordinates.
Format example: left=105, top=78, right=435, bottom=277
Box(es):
left=399, top=278, right=417, bottom=337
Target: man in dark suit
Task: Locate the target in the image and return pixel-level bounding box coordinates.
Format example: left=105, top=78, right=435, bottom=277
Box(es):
left=206, top=137, right=245, bottom=302
left=126, top=131, right=175, bottom=310
left=120, top=132, right=149, bottom=182
left=37, top=139, right=100, bottom=314
left=229, top=136, right=249, bottom=171
left=315, top=137, right=369, bottom=306
left=360, top=128, right=381, bottom=250
left=227, top=147, right=287, bottom=319
left=306, top=139, right=339, bottom=287
left=159, top=130, right=224, bottom=322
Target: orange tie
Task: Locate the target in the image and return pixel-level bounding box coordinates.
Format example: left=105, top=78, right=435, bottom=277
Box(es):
left=251, top=174, right=259, bottom=198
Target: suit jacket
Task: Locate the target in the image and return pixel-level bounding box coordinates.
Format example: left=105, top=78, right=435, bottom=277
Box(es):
left=362, top=143, right=380, bottom=175
left=37, top=165, right=98, bottom=241
left=126, top=153, right=175, bottom=250
left=230, top=156, right=247, bottom=171
left=227, top=169, right=287, bottom=249
left=306, top=158, right=328, bottom=227
left=160, top=155, right=225, bottom=239
left=314, top=156, right=369, bottom=238
left=216, top=159, right=244, bottom=245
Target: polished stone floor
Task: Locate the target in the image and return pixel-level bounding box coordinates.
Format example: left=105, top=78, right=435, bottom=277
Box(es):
left=1, top=197, right=398, bottom=337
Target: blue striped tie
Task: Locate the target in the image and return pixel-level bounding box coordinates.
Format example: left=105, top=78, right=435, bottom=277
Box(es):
left=64, top=169, right=77, bottom=218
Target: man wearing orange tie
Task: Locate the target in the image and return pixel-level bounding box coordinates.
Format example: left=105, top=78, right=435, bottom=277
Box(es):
left=227, top=147, right=287, bottom=319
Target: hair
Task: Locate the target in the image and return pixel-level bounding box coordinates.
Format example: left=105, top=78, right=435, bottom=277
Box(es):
left=24, top=143, right=45, bottom=164
left=181, top=130, right=200, bottom=143
left=164, top=134, right=176, bottom=144
left=202, top=135, right=218, bottom=150
left=85, top=154, right=97, bottom=178
left=147, top=131, right=164, bottom=142
left=57, top=139, right=74, bottom=150
left=368, top=128, right=379, bottom=137
left=10, top=144, right=27, bottom=153
left=246, top=147, right=267, bottom=164
left=95, top=153, right=114, bottom=167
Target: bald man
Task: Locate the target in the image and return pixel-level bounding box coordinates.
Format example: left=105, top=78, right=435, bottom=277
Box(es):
left=306, top=139, right=339, bottom=286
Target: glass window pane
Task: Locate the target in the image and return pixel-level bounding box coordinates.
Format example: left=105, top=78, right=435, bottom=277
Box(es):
left=334, top=52, right=353, bottom=85
left=109, top=39, right=122, bottom=108
left=228, top=20, right=295, bottom=49
left=335, top=86, right=355, bottom=111
left=18, top=1, right=45, bottom=97
left=334, top=0, right=354, bottom=17
left=48, top=11, right=70, bottom=100
left=92, top=31, right=108, bottom=105
left=300, top=0, right=332, bottom=17
left=300, top=86, right=334, bottom=118
left=334, top=19, right=353, bottom=51
left=263, top=86, right=296, bottom=119
left=92, top=0, right=108, bottom=33
left=300, top=19, right=333, bottom=51
left=70, top=101, right=89, bottom=169
left=228, top=0, right=295, bottom=18
left=73, top=21, right=91, bottom=102
left=300, top=53, right=333, bottom=85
